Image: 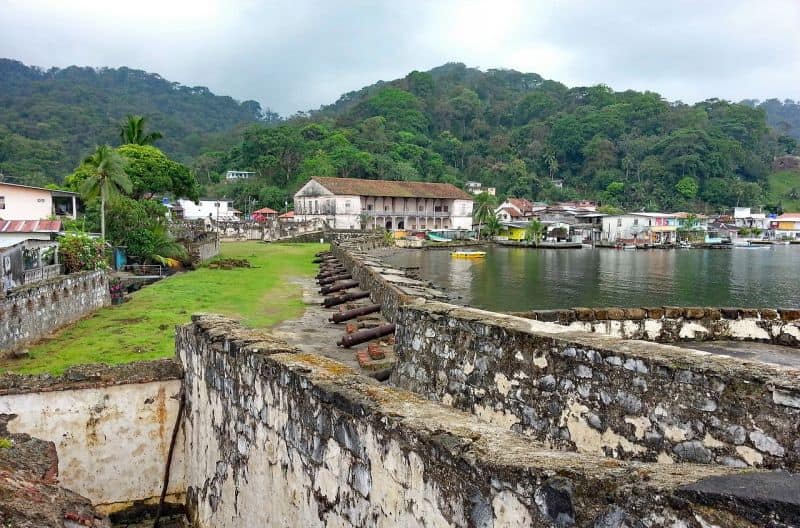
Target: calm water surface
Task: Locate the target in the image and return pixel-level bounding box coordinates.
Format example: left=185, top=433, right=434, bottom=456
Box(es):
left=384, top=245, right=800, bottom=311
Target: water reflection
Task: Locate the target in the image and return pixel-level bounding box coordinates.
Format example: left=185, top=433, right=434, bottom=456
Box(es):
left=385, top=246, right=800, bottom=311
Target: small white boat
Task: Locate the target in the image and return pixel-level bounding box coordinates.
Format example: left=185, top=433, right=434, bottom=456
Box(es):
left=678, top=241, right=692, bottom=249
left=733, top=239, right=750, bottom=247
left=622, top=245, right=636, bottom=250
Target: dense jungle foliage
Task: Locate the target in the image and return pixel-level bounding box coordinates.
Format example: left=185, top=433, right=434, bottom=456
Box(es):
left=0, top=58, right=269, bottom=185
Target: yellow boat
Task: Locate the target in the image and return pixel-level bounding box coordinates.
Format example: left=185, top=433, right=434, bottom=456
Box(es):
left=450, top=250, right=486, bottom=259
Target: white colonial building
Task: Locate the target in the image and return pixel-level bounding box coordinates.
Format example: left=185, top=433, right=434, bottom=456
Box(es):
left=177, top=199, right=240, bottom=221
left=294, top=177, right=474, bottom=231
left=225, top=170, right=255, bottom=180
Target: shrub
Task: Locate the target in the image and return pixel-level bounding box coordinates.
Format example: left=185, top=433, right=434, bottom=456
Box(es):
left=59, top=231, right=108, bottom=273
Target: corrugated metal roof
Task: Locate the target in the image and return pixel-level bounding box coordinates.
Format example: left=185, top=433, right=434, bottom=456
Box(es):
left=0, top=220, right=62, bottom=233
left=0, top=182, right=78, bottom=195
left=311, top=177, right=473, bottom=200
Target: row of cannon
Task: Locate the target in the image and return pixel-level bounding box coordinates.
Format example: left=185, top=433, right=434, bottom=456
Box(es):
left=314, top=251, right=395, bottom=349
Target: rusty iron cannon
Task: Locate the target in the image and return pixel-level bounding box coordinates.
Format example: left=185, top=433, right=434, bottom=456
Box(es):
left=317, top=273, right=352, bottom=286
left=322, top=291, right=370, bottom=308
left=319, top=280, right=360, bottom=295
left=337, top=323, right=395, bottom=348
left=329, top=304, right=382, bottom=323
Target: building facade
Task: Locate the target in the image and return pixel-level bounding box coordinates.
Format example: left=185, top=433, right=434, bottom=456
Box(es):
left=177, top=199, right=239, bottom=221
left=601, top=213, right=679, bottom=244
left=0, top=182, right=78, bottom=220
left=225, top=170, right=255, bottom=180
left=771, top=213, right=800, bottom=239
left=294, top=177, right=474, bottom=231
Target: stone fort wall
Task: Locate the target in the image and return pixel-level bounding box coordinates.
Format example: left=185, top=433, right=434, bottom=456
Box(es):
left=179, top=314, right=787, bottom=528
left=0, top=270, right=110, bottom=354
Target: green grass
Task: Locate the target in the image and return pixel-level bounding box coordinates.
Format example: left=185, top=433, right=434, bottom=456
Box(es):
left=4, top=242, right=325, bottom=375
left=767, top=171, right=800, bottom=211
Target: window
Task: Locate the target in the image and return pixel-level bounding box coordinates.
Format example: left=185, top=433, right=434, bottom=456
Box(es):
left=633, top=218, right=639, bottom=226
left=443, top=205, right=449, bottom=213
left=617, top=218, right=622, bottom=227
left=367, top=204, right=373, bottom=211
left=418, top=205, right=424, bottom=212
left=345, top=201, right=351, bottom=209
left=0, top=196, right=4, bottom=209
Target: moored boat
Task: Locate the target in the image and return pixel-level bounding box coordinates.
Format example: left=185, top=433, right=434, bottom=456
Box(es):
left=451, top=250, right=486, bottom=258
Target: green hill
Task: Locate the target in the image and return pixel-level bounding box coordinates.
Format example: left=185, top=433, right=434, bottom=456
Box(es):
left=205, top=63, right=798, bottom=213
left=0, top=59, right=272, bottom=185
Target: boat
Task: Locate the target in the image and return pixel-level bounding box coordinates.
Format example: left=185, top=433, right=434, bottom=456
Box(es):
left=678, top=241, right=692, bottom=249
left=622, top=245, right=637, bottom=250
left=427, top=233, right=452, bottom=242
left=732, top=239, right=751, bottom=247
left=451, top=250, right=486, bottom=259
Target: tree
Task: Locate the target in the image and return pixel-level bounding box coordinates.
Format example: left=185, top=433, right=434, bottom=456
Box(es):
left=675, top=176, right=699, bottom=199
left=483, top=214, right=502, bottom=238
left=525, top=219, right=546, bottom=244
left=472, top=192, right=497, bottom=239
left=117, top=144, right=198, bottom=200
left=79, top=145, right=132, bottom=240
left=119, top=115, right=163, bottom=145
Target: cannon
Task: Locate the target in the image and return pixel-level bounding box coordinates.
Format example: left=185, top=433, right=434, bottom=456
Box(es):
left=323, top=291, right=370, bottom=308
left=318, top=273, right=352, bottom=286
left=337, top=324, right=396, bottom=348
left=316, top=266, right=346, bottom=277
left=329, top=304, right=382, bottom=323
left=319, top=280, right=360, bottom=295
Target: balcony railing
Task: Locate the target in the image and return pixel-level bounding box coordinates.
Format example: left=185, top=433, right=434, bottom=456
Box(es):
left=362, top=210, right=455, bottom=218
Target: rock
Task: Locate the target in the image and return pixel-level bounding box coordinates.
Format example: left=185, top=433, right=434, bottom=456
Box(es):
left=759, top=308, right=779, bottom=320
left=575, top=365, right=593, bottom=379
left=720, top=308, right=740, bottom=320
left=778, top=308, right=800, bottom=321
left=535, top=477, right=575, bottom=527
left=592, top=507, right=645, bottom=528
left=644, top=307, right=664, bottom=319
left=538, top=375, right=557, bottom=392
left=573, top=307, right=595, bottom=321
left=664, top=306, right=684, bottom=319
left=623, top=308, right=646, bottom=320
left=672, top=441, right=713, bottom=463
left=749, top=431, right=785, bottom=457
left=605, top=308, right=625, bottom=320
left=684, top=307, right=707, bottom=320
left=740, top=308, right=759, bottom=319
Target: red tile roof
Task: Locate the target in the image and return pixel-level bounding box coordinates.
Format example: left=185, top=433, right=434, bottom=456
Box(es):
left=312, top=177, right=472, bottom=200
left=253, top=207, right=278, bottom=215
left=0, top=220, right=62, bottom=233
left=506, top=198, right=535, bottom=213
left=278, top=211, right=294, bottom=218
left=776, top=213, right=800, bottom=221
left=498, top=207, right=522, bottom=218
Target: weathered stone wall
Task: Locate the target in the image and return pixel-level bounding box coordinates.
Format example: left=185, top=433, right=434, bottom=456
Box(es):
left=179, top=314, right=790, bottom=528
left=510, top=306, right=800, bottom=345
left=392, top=301, right=800, bottom=471
left=0, top=360, right=184, bottom=514
left=0, top=270, right=110, bottom=354
left=214, top=219, right=327, bottom=241
left=186, top=237, right=220, bottom=265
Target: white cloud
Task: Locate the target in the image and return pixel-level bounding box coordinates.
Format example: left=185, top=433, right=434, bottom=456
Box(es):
left=0, top=0, right=797, bottom=114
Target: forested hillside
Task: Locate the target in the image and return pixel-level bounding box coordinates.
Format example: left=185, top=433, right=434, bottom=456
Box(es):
left=0, top=59, right=269, bottom=185
left=206, top=63, right=798, bottom=213
left=742, top=99, right=800, bottom=140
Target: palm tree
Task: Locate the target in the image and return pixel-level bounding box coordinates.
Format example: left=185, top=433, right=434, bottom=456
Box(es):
left=119, top=115, right=163, bottom=145
left=484, top=214, right=502, bottom=239
left=525, top=219, right=546, bottom=244
left=472, top=192, right=497, bottom=240
left=80, top=145, right=132, bottom=240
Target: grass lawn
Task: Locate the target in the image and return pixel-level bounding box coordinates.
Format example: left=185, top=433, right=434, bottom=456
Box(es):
left=767, top=171, right=800, bottom=211
left=4, top=242, right=326, bottom=375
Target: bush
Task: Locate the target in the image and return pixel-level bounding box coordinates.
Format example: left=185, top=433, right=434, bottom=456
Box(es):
left=59, top=231, right=107, bottom=273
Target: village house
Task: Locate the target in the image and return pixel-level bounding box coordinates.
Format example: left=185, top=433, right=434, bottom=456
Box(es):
left=464, top=181, right=496, bottom=196
left=601, top=212, right=680, bottom=244
left=177, top=199, right=240, bottom=222
left=224, top=170, right=255, bottom=180
left=770, top=213, right=800, bottom=239
left=732, top=207, right=769, bottom=231
left=0, top=182, right=79, bottom=221
left=293, top=177, right=474, bottom=231
left=494, top=197, right=544, bottom=222
left=277, top=211, right=295, bottom=223
left=251, top=207, right=278, bottom=223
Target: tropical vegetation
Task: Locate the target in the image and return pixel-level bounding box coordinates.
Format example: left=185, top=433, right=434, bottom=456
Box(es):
left=78, top=145, right=132, bottom=240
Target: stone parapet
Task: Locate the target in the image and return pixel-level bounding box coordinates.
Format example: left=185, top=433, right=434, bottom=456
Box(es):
left=0, top=270, right=110, bottom=354
left=179, top=314, right=794, bottom=528
left=392, top=301, right=800, bottom=471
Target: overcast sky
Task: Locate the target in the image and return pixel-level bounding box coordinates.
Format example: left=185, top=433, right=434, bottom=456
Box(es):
left=1, top=0, right=798, bottom=115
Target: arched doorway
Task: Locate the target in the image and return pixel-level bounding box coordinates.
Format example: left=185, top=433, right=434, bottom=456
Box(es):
left=385, top=220, right=393, bottom=230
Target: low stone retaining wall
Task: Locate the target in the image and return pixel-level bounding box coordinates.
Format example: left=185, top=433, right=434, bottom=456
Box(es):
left=0, top=360, right=184, bottom=514
left=0, top=270, right=110, bottom=354
left=510, top=306, right=800, bottom=345
left=178, top=314, right=791, bottom=528
left=392, top=301, right=800, bottom=471
left=186, top=237, right=220, bottom=265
